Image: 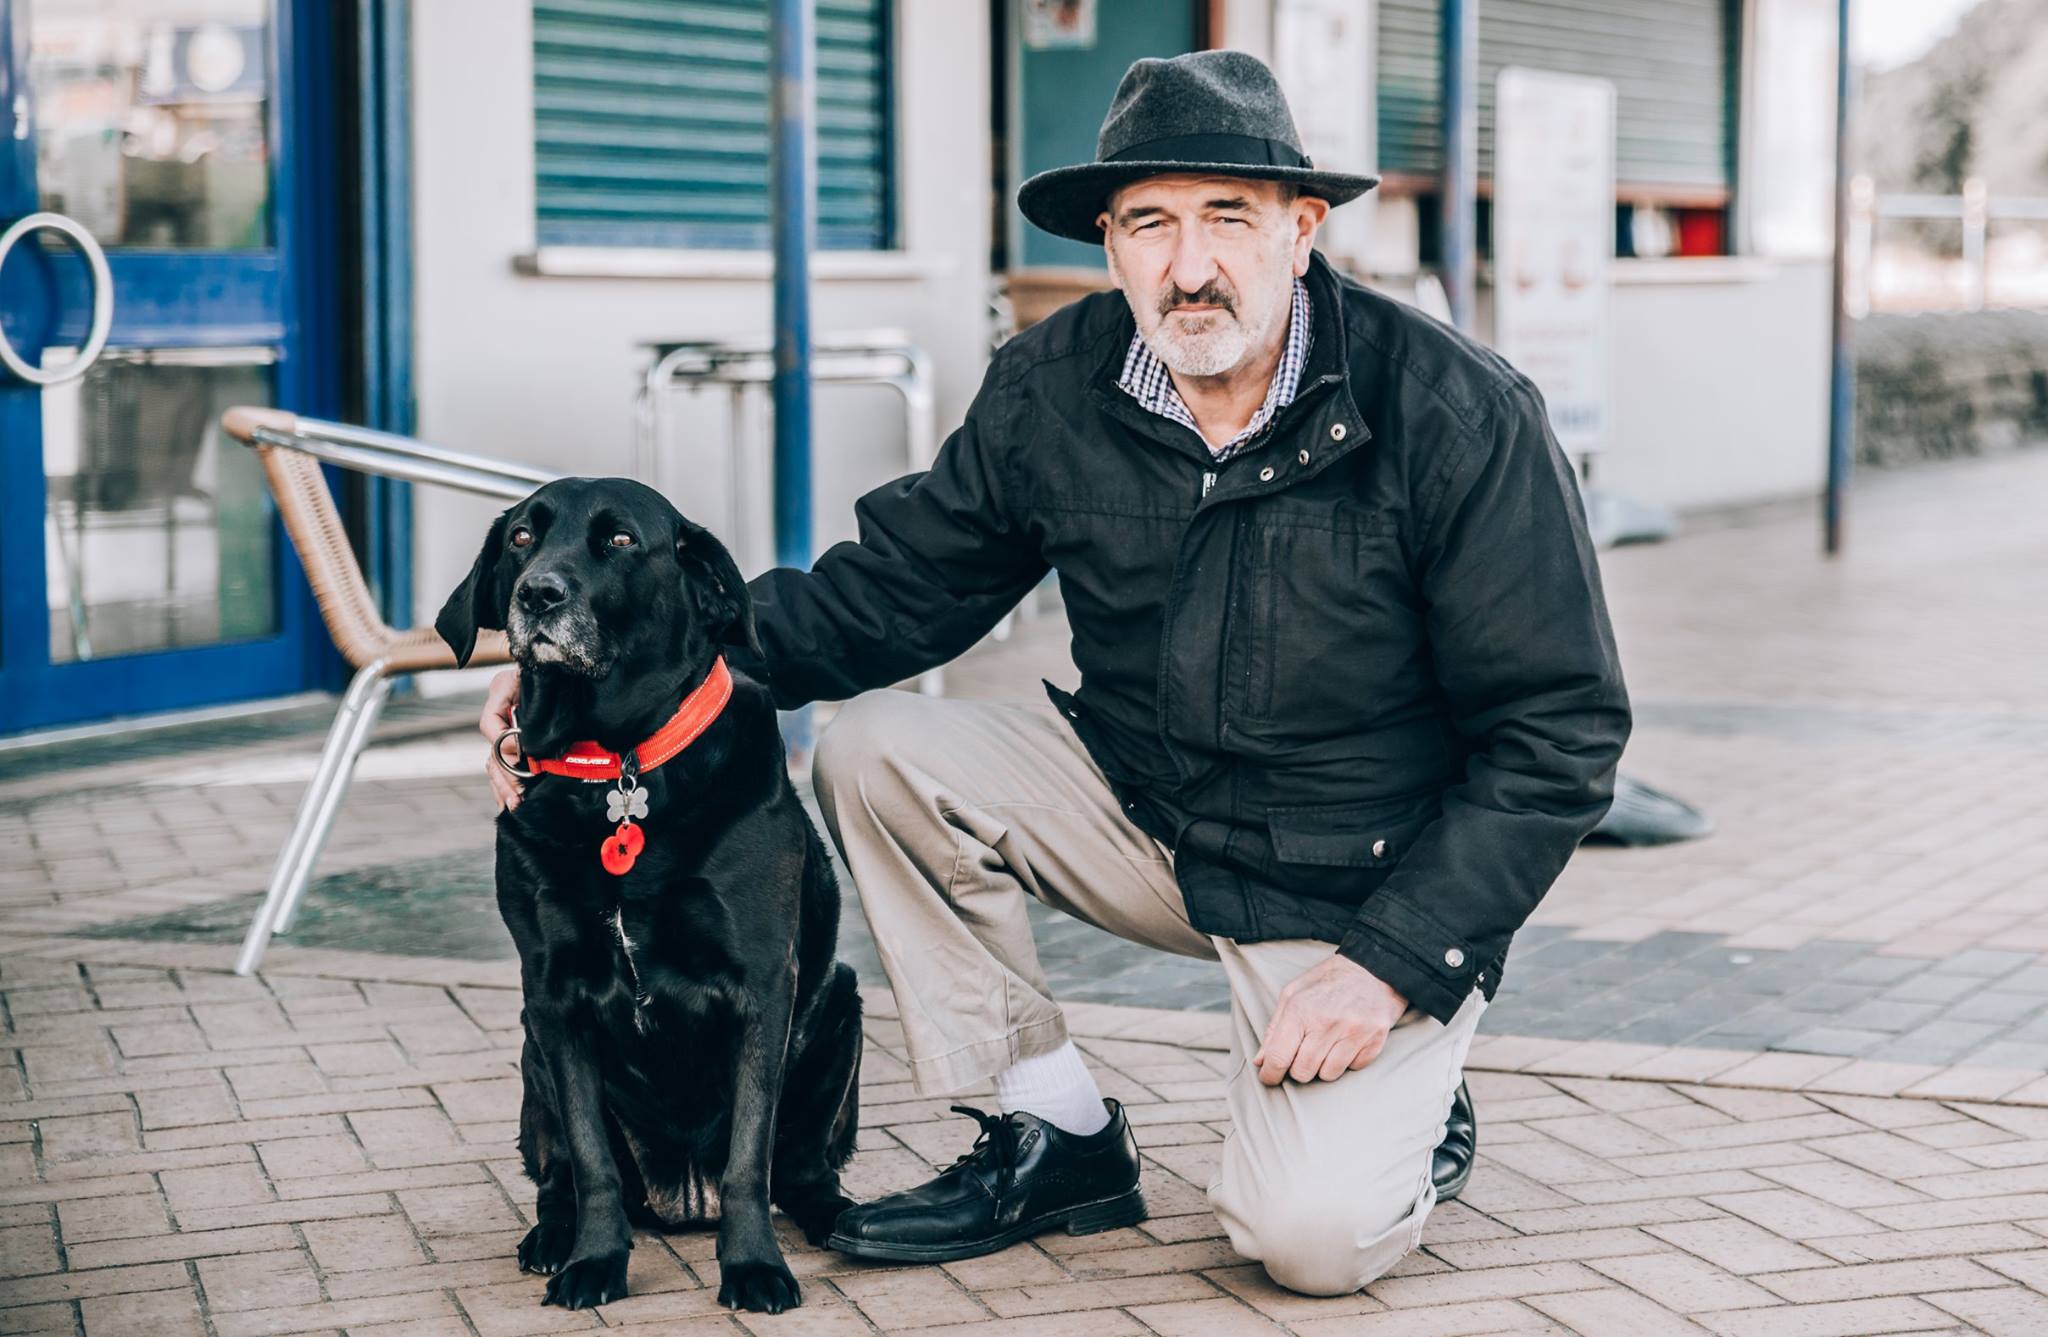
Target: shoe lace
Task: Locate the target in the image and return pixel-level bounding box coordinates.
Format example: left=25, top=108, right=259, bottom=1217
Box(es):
left=948, top=1104, right=1024, bottom=1205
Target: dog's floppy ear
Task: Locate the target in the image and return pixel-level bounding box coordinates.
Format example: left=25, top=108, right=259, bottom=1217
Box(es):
left=675, top=516, right=763, bottom=659
left=434, top=512, right=511, bottom=668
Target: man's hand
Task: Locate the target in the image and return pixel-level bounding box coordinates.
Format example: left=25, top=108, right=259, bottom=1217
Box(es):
left=1254, top=953, right=1408, bottom=1086
left=481, top=668, right=523, bottom=812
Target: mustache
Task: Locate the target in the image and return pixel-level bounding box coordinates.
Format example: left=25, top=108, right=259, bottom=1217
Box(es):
left=1160, top=282, right=1236, bottom=317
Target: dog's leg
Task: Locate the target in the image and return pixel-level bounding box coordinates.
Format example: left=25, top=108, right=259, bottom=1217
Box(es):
left=715, top=969, right=802, bottom=1315
left=772, top=962, right=863, bottom=1245
left=532, top=1009, right=633, bottom=1311
left=515, top=1036, right=578, bottom=1276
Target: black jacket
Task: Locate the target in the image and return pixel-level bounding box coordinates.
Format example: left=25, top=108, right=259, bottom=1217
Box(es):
left=748, top=253, right=1630, bottom=1023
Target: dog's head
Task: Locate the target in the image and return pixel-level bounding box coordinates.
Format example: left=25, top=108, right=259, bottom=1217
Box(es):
left=434, top=478, right=760, bottom=680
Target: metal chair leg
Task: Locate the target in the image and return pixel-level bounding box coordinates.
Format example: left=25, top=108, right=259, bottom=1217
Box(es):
left=233, top=663, right=390, bottom=974
left=272, top=672, right=393, bottom=936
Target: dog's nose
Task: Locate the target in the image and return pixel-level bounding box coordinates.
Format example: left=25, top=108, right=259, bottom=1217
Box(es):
left=517, top=571, right=570, bottom=613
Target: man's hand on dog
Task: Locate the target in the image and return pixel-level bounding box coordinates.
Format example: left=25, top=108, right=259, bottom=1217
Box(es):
left=1254, top=953, right=1408, bottom=1086
left=482, top=668, right=524, bottom=812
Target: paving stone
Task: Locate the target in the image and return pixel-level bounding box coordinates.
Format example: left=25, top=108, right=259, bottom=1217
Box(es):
left=1700, top=1191, right=1886, bottom=1242
left=1690, top=1296, right=1956, bottom=1336
left=77, top=1286, right=207, bottom=1337
left=1124, top=1296, right=1288, bottom=1335
left=1526, top=1288, right=1713, bottom=1335
left=194, top=1249, right=324, bottom=1312
left=1587, top=1252, right=1779, bottom=1312
left=0, top=1221, right=62, bottom=1278
left=55, top=1192, right=172, bottom=1244
left=1643, top=1220, right=1833, bottom=1275
left=1926, top=1285, right=2048, bottom=1337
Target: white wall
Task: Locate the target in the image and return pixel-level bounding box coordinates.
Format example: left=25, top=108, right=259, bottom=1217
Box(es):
left=408, top=0, right=992, bottom=640
left=1601, top=261, right=1834, bottom=511
left=1470, top=261, right=1833, bottom=511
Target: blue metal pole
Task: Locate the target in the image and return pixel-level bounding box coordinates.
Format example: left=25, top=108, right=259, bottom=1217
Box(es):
left=1440, top=0, right=1478, bottom=332
left=770, top=0, right=816, bottom=753
left=1824, top=0, right=1854, bottom=555
left=770, top=0, right=814, bottom=573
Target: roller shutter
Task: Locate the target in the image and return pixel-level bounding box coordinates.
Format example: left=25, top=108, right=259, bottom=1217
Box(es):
left=1377, top=0, right=1733, bottom=198
left=533, top=0, right=894, bottom=249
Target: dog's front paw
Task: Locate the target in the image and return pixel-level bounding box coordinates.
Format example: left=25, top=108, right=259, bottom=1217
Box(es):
left=542, top=1251, right=629, bottom=1309
left=518, top=1220, right=575, bottom=1275
left=718, top=1258, right=801, bottom=1314
left=783, top=1191, right=856, bottom=1248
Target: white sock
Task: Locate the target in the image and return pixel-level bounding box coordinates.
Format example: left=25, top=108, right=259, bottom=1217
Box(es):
left=994, top=1041, right=1111, bottom=1136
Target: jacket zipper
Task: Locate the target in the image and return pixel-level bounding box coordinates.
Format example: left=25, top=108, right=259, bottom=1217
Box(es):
left=1201, top=470, right=1216, bottom=499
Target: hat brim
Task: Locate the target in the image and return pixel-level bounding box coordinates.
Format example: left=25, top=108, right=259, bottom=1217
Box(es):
left=1017, top=160, right=1381, bottom=244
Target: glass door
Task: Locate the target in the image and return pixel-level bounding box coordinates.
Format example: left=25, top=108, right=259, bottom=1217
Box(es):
left=0, top=0, right=328, bottom=734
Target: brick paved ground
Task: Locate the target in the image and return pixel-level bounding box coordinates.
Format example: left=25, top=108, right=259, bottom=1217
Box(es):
left=4, top=447, right=2047, bottom=1332
left=13, top=939, right=2048, bottom=1335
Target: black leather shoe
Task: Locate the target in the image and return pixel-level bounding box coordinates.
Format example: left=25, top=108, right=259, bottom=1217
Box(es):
left=1432, top=1079, right=1477, bottom=1202
left=826, top=1101, right=1146, bottom=1263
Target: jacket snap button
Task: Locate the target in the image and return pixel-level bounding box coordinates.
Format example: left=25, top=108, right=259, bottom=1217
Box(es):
left=1444, top=947, right=1466, bottom=969
left=1371, top=839, right=1387, bottom=857
left=1258, top=466, right=1275, bottom=482
left=1298, top=449, right=1310, bottom=465
left=1330, top=422, right=1348, bottom=441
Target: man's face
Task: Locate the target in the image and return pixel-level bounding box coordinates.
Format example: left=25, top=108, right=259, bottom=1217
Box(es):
left=1099, top=175, right=1327, bottom=378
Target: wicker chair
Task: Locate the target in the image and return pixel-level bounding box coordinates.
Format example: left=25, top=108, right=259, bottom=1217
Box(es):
left=222, top=407, right=552, bottom=974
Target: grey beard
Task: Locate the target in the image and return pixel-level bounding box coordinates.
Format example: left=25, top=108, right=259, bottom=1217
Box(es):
left=1145, top=314, right=1252, bottom=377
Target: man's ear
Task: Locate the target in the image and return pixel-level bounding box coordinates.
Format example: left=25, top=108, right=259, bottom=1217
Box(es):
left=675, top=517, right=763, bottom=659
left=434, top=513, right=510, bottom=668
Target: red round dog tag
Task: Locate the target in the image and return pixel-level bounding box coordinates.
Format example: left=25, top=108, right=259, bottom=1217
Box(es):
left=600, top=823, right=644, bottom=875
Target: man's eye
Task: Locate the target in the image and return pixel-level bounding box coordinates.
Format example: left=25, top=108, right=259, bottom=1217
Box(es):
left=1133, top=220, right=1162, bottom=233
left=610, top=532, right=635, bottom=548
left=1217, top=217, right=1250, bottom=227
left=510, top=527, right=534, bottom=548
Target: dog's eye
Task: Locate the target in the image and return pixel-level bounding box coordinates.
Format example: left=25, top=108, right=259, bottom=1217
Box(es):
left=510, top=527, right=534, bottom=549
left=609, top=532, right=635, bottom=548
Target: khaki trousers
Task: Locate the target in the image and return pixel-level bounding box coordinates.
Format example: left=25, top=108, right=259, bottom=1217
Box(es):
left=812, top=690, right=1485, bottom=1296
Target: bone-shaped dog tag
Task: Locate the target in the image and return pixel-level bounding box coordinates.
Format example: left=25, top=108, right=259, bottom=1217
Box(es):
left=606, top=785, right=649, bottom=823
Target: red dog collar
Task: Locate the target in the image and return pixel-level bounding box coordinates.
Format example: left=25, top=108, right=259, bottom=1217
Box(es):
left=505, top=656, right=735, bottom=876
left=524, top=656, right=734, bottom=781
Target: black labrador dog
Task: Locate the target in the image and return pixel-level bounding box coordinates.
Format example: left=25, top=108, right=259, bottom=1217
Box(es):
left=435, top=478, right=860, bottom=1314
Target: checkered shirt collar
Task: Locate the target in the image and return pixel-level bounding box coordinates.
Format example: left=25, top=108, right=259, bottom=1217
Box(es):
left=1117, top=276, right=1312, bottom=460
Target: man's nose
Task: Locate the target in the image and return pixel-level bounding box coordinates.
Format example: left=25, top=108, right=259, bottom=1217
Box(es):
left=517, top=570, right=571, bottom=614
left=1168, top=231, right=1219, bottom=295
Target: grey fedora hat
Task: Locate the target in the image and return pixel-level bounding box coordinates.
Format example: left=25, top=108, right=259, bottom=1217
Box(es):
left=1017, top=49, right=1379, bottom=244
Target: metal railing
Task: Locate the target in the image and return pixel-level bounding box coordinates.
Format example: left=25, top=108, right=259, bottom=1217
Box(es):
left=1850, top=175, right=2048, bottom=315
left=235, top=411, right=559, bottom=500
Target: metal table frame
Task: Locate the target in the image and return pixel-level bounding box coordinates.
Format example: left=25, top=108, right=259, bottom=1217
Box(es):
left=636, top=330, right=955, bottom=692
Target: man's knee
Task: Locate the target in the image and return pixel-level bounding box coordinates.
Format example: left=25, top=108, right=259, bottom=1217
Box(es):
left=812, top=690, right=928, bottom=812
left=1224, top=1174, right=1429, bottom=1297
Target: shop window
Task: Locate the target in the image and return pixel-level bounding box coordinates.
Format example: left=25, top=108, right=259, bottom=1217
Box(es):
left=531, top=0, right=896, bottom=251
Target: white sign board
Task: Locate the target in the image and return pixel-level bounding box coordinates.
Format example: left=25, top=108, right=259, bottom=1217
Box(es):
left=1272, top=0, right=1375, bottom=267
left=1744, top=0, right=1838, bottom=259
left=1493, top=67, right=1616, bottom=461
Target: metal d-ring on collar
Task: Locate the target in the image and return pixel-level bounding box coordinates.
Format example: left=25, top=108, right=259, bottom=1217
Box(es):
left=493, top=711, right=538, bottom=780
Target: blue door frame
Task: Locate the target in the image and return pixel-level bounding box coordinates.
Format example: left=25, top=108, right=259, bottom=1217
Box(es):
left=0, top=0, right=348, bottom=735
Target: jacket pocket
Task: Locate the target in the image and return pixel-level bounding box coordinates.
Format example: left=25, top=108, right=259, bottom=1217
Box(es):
left=1232, top=518, right=1423, bottom=732
left=1265, top=792, right=1441, bottom=868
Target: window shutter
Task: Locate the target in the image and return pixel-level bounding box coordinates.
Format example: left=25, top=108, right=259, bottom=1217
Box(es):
left=1377, top=0, right=1732, bottom=198
left=533, top=0, right=894, bottom=250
